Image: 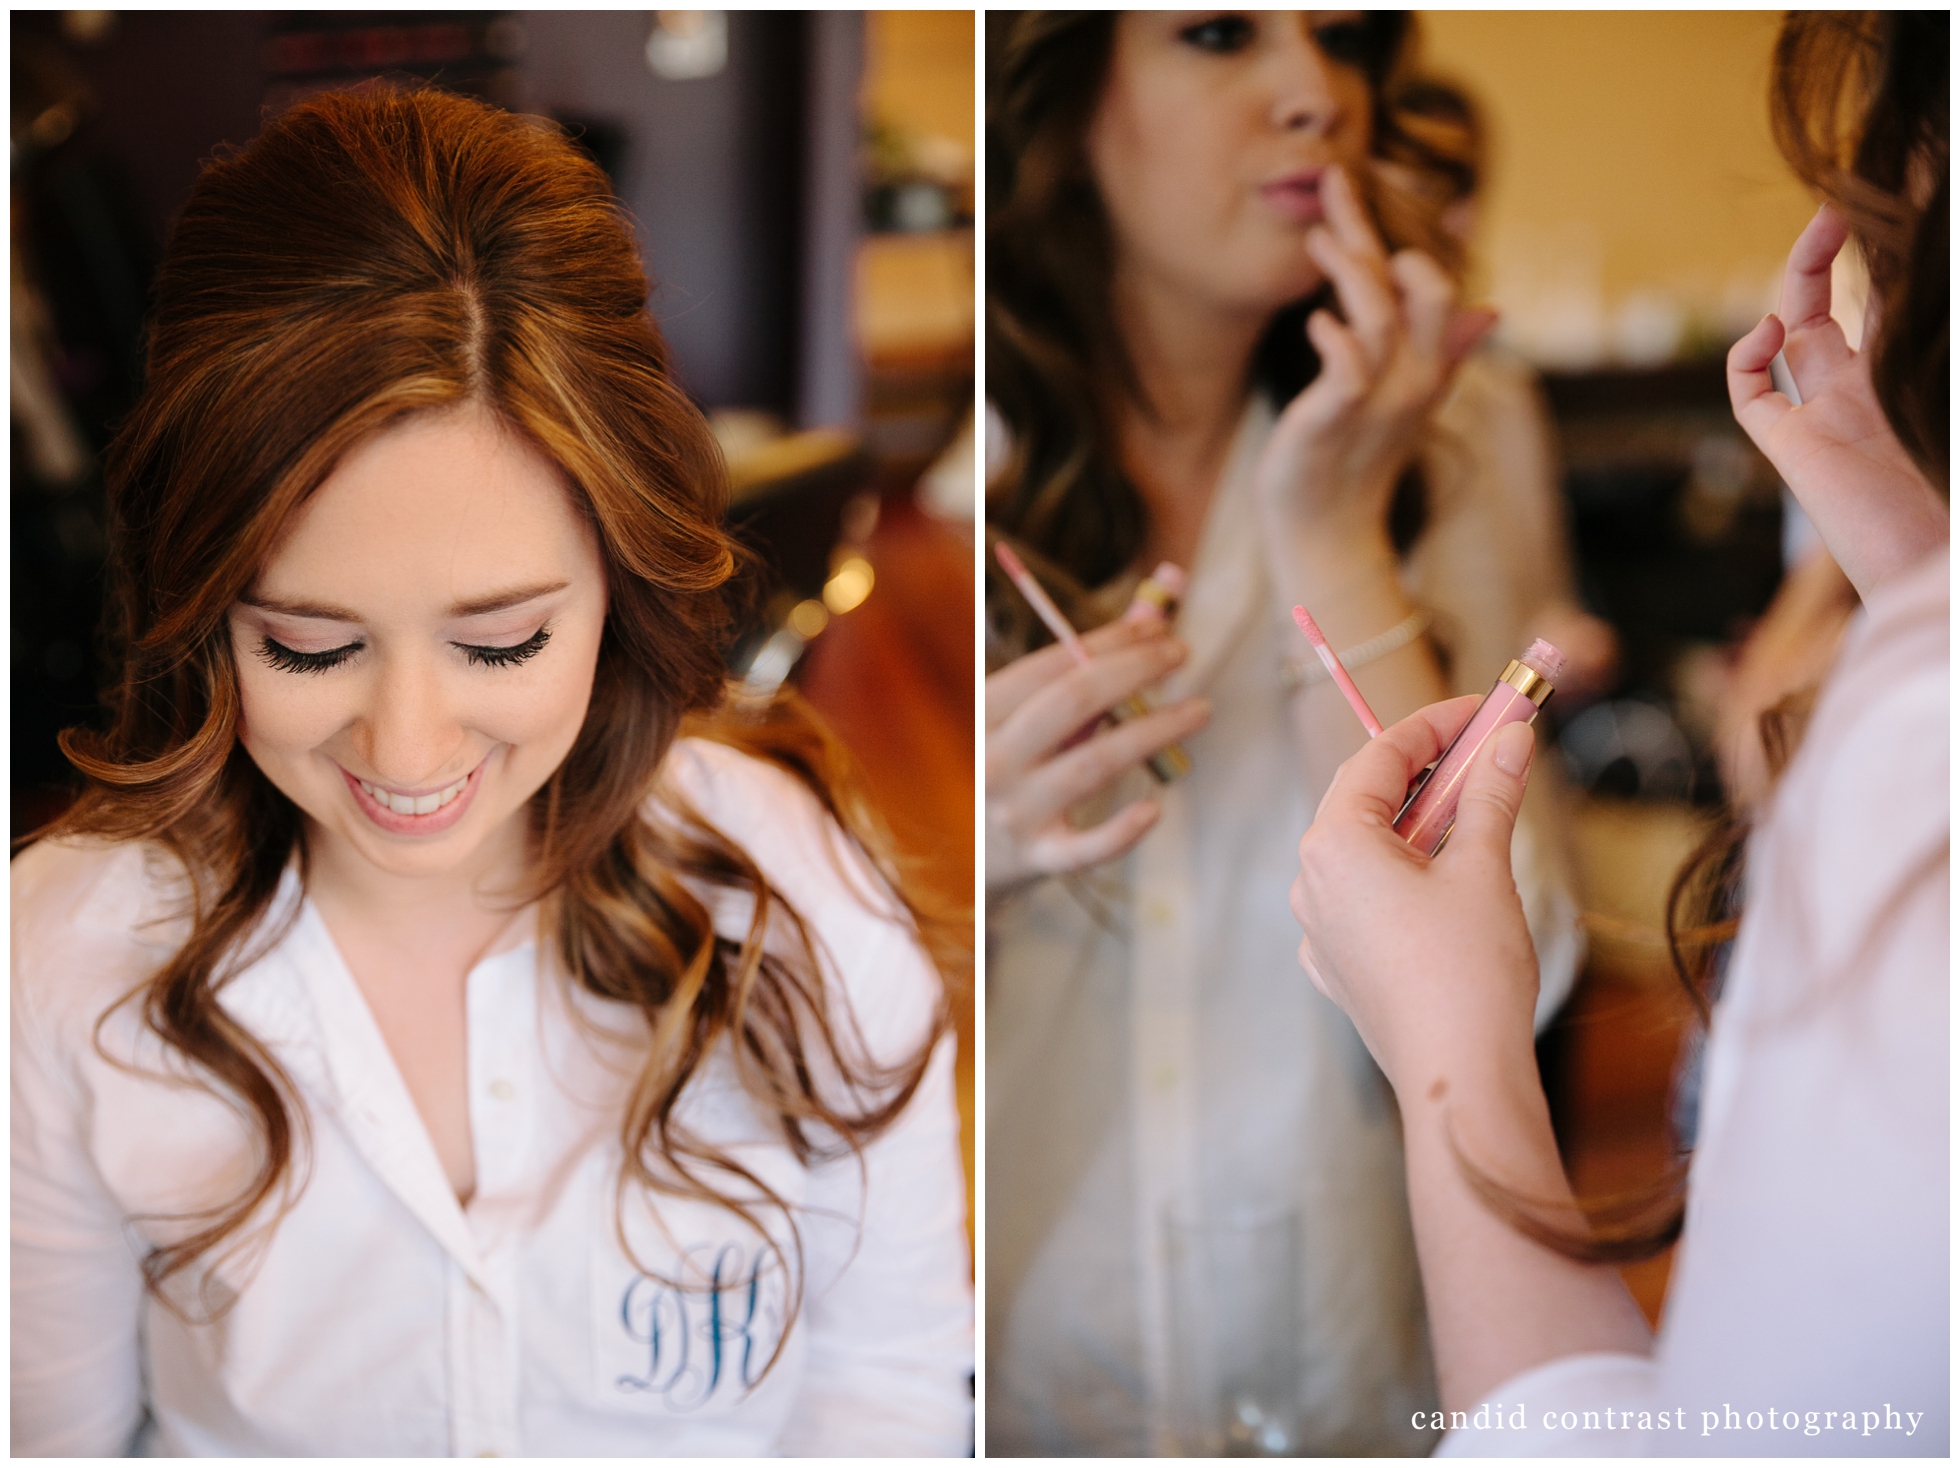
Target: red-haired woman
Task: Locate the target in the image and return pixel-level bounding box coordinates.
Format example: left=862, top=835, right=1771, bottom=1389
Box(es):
left=1289, top=12, right=1947, bottom=1453
left=11, top=88, right=971, bottom=1456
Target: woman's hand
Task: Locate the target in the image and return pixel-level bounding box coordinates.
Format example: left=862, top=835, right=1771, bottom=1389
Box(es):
left=1288, top=696, right=1541, bottom=1097
left=986, top=612, right=1210, bottom=895
left=1292, top=700, right=1655, bottom=1411
left=1728, top=204, right=1947, bottom=601
left=1251, top=165, right=1495, bottom=556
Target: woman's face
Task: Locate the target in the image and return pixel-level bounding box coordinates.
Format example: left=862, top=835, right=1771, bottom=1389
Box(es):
left=1088, top=11, right=1378, bottom=315
left=228, top=403, right=608, bottom=886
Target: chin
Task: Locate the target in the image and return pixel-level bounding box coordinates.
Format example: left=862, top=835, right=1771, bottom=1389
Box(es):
left=1201, top=242, right=1326, bottom=319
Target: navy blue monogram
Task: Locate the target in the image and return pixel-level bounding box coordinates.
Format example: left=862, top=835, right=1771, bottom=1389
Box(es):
left=614, top=1242, right=785, bottom=1408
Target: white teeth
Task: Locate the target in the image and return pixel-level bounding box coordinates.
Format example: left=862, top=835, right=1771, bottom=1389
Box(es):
left=358, top=773, right=469, bottom=817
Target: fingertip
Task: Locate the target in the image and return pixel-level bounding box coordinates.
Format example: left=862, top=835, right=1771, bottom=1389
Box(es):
left=1492, top=721, right=1535, bottom=779
left=1727, top=313, right=1785, bottom=370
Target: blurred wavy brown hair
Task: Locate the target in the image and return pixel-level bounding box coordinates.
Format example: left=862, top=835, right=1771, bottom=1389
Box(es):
left=39, top=86, right=956, bottom=1355
left=985, top=11, right=1472, bottom=641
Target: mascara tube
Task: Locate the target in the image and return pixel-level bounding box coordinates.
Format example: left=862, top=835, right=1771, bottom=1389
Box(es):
left=1393, top=639, right=1563, bottom=855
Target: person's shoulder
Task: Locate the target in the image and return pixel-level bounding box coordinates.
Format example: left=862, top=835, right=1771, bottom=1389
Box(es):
left=659, top=735, right=913, bottom=928
left=12, top=835, right=186, bottom=944
left=1807, top=547, right=1947, bottom=784
left=658, top=735, right=938, bottom=1054
left=12, top=836, right=189, bottom=1032
left=1775, top=551, right=1947, bottom=939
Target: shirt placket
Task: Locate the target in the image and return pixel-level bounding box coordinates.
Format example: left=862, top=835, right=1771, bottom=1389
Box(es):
left=1129, top=785, right=1201, bottom=1456
left=448, top=948, right=537, bottom=1457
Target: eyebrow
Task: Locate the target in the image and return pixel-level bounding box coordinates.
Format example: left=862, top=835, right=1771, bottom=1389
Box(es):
left=239, top=580, right=571, bottom=622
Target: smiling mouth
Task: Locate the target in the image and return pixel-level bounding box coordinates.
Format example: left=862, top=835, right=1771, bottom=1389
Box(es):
left=340, top=758, right=488, bottom=837
left=356, top=771, right=471, bottom=816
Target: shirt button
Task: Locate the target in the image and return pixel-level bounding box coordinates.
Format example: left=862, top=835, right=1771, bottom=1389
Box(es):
left=488, top=1079, right=517, bottom=1102
left=1144, top=897, right=1174, bottom=925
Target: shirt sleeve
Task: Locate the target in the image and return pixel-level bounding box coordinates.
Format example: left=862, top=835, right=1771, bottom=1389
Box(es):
left=11, top=951, right=149, bottom=1456
left=774, top=1030, right=974, bottom=1456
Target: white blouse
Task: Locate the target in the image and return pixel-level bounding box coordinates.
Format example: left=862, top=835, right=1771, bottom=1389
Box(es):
left=986, top=356, right=1587, bottom=1456
left=12, top=739, right=973, bottom=1457
left=1439, top=547, right=1949, bottom=1457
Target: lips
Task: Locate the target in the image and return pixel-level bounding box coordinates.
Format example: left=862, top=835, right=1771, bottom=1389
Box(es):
left=339, top=757, right=487, bottom=837
left=358, top=771, right=469, bottom=816
left=1259, top=168, right=1327, bottom=224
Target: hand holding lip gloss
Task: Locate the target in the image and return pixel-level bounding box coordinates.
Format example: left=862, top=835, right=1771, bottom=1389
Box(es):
left=993, top=542, right=1193, bottom=782
left=1288, top=604, right=1561, bottom=856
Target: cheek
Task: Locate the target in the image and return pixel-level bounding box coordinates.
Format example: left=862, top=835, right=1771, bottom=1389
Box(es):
left=229, top=666, right=364, bottom=818
left=1098, top=85, right=1230, bottom=237
left=233, top=663, right=341, bottom=761
left=493, top=634, right=605, bottom=759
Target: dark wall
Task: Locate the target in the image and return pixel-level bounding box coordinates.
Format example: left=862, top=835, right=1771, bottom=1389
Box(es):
left=12, top=10, right=853, bottom=420
left=523, top=11, right=812, bottom=415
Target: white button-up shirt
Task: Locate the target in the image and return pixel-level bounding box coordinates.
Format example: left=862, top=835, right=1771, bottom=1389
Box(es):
left=13, top=739, right=972, bottom=1456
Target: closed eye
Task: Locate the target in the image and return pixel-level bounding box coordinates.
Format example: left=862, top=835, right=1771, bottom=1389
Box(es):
left=259, top=636, right=362, bottom=674
left=456, top=624, right=551, bottom=668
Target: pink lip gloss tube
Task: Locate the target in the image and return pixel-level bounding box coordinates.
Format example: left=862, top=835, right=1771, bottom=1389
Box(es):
left=1393, top=639, right=1563, bottom=855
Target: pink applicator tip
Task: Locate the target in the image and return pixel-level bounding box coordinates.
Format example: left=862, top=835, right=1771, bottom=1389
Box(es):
left=1522, top=639, right=1564, bottom=682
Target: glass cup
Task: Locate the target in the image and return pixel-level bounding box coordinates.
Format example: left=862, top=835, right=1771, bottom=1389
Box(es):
left=1162, top=1196, right=1304, bottom=1456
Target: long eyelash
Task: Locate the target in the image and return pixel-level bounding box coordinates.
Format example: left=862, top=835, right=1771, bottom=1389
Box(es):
left=258, top=636, right=362, bottom=675
left=458, top=624, right=551, bottom=668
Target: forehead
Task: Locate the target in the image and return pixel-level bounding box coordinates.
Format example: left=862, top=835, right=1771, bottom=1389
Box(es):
left=253, top=405, right=600, bottom=602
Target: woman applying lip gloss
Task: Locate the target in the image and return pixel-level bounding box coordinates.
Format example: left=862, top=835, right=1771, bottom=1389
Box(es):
left=985, top=12, right=1587, bottom=1455
left=10, top=88, right=971, bottom=1457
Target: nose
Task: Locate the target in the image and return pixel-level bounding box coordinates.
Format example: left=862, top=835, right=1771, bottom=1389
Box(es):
left=1267, top=19, right=1345, bottom=136
left=349, top=648, right=469, bottom=790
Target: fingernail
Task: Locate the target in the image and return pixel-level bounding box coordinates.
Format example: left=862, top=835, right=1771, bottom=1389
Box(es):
left=1493, top=722, right=1535, bottom=777
left=1123, top=599, right=1165, bottom=627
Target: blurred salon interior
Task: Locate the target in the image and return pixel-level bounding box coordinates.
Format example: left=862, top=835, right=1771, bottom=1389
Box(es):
left=9, top=9, right=977, bottom=1235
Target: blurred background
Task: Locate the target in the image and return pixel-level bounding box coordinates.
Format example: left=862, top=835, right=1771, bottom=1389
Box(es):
left=1410, top=11, right=1830, bottom=1324
left=10, top=8, right=975, bottom=1245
